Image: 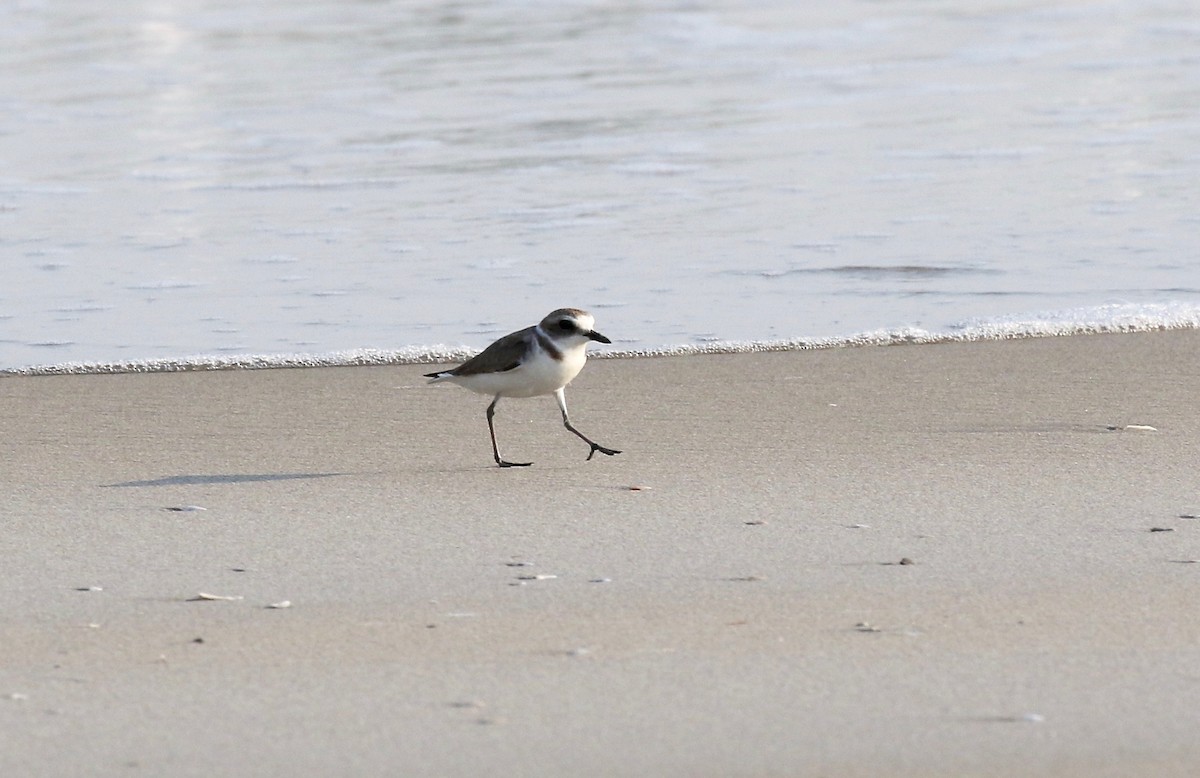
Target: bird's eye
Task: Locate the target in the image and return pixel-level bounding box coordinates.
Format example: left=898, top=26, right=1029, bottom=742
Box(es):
left=558, top=319, right=574, bottom=331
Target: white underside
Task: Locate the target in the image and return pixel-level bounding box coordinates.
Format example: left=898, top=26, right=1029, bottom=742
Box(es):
left=437, top=343, right=587, bottom=398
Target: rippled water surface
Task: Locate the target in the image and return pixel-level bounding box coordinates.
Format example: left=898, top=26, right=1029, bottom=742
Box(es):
left=2, top=0, right=1199, bottom=368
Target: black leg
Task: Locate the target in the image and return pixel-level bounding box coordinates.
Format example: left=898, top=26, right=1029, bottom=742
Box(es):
left=554, top=389, right=621, bottom=461
left=486, top=396, right=531, bottom=468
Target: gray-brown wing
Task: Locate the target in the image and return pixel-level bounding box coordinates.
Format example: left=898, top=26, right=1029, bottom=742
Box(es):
left=448, top=326, right=533, bottom=376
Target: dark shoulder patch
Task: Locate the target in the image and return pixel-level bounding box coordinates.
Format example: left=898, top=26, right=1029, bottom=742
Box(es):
left=534, top=328, right=564, bottom=361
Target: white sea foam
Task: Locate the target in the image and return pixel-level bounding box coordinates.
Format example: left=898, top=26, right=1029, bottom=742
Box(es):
left=0, top=347, right=477, bottom=376
left=4, top=303, right=1195, bottom=376
left=608, top=302, right=1200, bottom=357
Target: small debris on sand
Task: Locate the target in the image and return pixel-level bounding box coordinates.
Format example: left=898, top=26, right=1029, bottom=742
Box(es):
left=266, top=600, right=292, bottom=609
left=188, top=592, right=244, bottom=602
left=985, top=712, right=1046, bottom=724
left=165, top=505, right=207, bottom=512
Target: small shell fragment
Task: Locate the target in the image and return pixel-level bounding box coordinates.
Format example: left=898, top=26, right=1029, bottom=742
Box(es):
left=516, top=574, right=557, bottom=581
left=266, top=600, right=292, bottom=609
left=1123, top=425, right=1157, bottom=432
left=855, top=622, right=882, bottom=633
left=189, top=592, right=244, bottom=602
left=166, top=505, right=207, bottom=512
left=76, top=586, right=103, bottom=592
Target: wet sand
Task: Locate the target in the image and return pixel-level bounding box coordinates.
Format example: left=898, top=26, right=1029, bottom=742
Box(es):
left=2, top=330, right=1198, bottom=777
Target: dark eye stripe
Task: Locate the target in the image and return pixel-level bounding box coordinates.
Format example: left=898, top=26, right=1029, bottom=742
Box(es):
left=558, top=320, right=574, bottom=330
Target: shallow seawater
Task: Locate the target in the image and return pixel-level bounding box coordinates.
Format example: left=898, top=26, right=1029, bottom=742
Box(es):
left=1, top=0, right=1198, bottom=371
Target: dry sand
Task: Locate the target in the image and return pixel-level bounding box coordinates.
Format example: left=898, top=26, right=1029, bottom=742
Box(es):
left=1, top=330, right=1199, bottom=777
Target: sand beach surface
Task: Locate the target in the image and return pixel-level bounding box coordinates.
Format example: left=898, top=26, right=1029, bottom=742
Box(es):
left=1, top=330, right=1198, bottom=776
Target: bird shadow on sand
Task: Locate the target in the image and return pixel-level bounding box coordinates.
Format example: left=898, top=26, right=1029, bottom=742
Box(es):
left=101, top=472, right=350, bottom=488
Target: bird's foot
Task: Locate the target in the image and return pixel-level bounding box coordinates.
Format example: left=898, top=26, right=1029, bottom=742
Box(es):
left=586, top=443, right=622, bottom=461
left=497, top=459, right=533, bottom=468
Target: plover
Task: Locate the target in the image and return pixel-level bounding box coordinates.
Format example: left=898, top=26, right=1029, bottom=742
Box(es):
left=424, top=308, right=622, bottom=468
